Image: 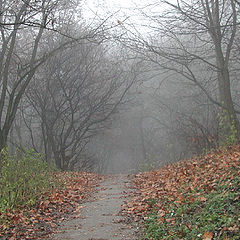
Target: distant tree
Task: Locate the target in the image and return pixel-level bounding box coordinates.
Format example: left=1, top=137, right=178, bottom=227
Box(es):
left=0, top=0, right=108, bottom=159
left=24, top=41, right=136, bottom=170
left=121, top=0, right=240, bottom=139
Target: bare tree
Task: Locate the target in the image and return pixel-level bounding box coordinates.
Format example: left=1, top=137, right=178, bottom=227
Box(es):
left=119, top=0, right=240, bottom=139
left=23, top=40, right=137, bottom=170
left=0, top=0, right=110, bottom=158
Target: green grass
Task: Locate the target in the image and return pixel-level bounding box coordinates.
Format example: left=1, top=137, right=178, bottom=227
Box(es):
left=0, top=149, right=58, bottom=225
left=142, top=174, right=240, bottom=240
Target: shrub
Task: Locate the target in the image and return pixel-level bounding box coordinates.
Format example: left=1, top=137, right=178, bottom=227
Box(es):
left=0, top=149, right=56, bottom=213
left=218, top=112, right=239, bottom=147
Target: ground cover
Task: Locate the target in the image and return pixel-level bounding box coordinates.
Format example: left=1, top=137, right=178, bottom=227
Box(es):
left=0, top=171, right=101, bottom=239
left=122, top=146, right=240, bottom=239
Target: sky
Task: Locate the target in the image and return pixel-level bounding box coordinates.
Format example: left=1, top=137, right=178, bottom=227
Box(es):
left=81, top=0, right=173, bottom=39
left=82, top=0, right=137, bottom=16
left=81, top=0, right=148, bottom=26
left=81, top=0, right=159, bottom=38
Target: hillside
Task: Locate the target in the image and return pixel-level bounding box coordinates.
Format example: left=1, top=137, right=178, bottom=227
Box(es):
left=1, top=146, right=239, bottom=239
left=123, top=146, right=240, bottom=240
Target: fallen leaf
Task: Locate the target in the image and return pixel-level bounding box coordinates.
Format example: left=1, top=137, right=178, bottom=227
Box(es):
left=202, top=231, right=213, bottom=240
left=200, top=196, right=207, bottom=202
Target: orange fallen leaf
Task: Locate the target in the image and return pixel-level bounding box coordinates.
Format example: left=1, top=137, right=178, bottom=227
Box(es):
left=202, top=231, right=213, bottom=240
left=75, top=205, right=85, bottom=212
left=158, top=209, right=166, bottom=217
left=188, top=196, right=195, bottom=202
left=158, top=217, right=164, bottom=224
left=200, top=196, right=207, bottom=202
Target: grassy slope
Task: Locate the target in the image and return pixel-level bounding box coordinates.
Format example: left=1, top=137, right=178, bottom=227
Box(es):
left=123, top=146, right=240, bottom=239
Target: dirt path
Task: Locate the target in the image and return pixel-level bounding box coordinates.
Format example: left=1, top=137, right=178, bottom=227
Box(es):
left=50, top=175, right=137, bottom=240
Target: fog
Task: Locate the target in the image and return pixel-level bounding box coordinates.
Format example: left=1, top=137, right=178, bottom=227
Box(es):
left=1, top=0, right=240, bottom=173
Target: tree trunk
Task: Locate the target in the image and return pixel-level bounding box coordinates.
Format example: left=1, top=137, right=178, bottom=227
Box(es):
left=215, top=46, right=240, bottom=139
left=217, top=66, right=240, bottom=139
left=0, top=130, right=8, bottom=167
left=208, top=0, right=240, bottom=140
left=0, top=129, right=8, bottom=150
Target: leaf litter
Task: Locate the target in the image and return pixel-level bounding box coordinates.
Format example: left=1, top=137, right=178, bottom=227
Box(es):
left=0, top=172, right=102, bottom=239
left=122, top=145, right=240, bottom=239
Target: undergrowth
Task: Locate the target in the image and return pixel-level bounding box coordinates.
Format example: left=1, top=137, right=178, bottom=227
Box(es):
left=143, top=171, right=240, bottom=240
left=0, top=149, right=58, bottom=225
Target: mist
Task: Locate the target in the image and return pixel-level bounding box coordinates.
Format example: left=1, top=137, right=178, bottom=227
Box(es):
left=1, top=0, right=240, bottom=173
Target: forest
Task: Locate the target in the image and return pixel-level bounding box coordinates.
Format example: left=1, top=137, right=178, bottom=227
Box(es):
left=0, top=0, right=239, bottom=239
left=0, top=0, right=239, bottom=171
